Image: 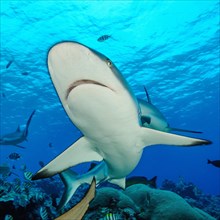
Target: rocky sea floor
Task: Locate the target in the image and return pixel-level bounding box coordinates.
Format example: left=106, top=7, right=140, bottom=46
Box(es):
left=0, top=173, right=219, bottom=220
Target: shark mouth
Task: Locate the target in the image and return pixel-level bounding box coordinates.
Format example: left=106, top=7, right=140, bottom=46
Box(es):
left=66, top=79, right=113, bottom=99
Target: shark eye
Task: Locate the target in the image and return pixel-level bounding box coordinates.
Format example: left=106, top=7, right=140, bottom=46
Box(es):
left=106, top=59, right=112, bottom=67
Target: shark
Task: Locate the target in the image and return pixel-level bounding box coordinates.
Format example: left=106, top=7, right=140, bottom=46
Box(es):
left=139, top=86, right=202, bottom=134
left=0, top=110, right=36, bottom=148
left=32, top=42, right=211, bottom=208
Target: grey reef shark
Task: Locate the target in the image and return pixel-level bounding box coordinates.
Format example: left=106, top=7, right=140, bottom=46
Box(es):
left=138, top=86, right=202, bottom=134
left=32, top=42, right=211, bottom=210
left=0, top=110, right=36, bottom=149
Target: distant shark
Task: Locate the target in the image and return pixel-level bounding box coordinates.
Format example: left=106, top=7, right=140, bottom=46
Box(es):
left=0, top=110, right=36, bottom=148
left=32, top=42, right=211, bottom=207
left=139, top=86, right=202, bottom=134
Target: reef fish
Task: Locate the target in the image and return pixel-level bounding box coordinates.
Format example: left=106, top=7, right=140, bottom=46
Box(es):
left=4, top=215, right=13, bottom=220
left=104, top=212, right=121, bottom=220
left=39, top=207, right=48, bottom=220
left=126, top=175, right=157, bottom=188
left=207, top=159, right=220, bottom=168
left=8, top=152, right=20, bottom=160
left=32, top=42, right=211, bottom=206
left=24, top=171, right=33, bottom=181
left=0, top=110, right=36, bottom=148
left=139, top=86, right=202, bottom=134
left=97, top=35, right=111, bottom=42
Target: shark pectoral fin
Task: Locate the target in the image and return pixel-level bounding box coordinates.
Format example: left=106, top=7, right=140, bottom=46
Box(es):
left=138, top=127, right=211, bottom=150
left=108, top=178, right=126, bottom=189
left=32, top=137, right=103, bottom=180
left=170, top=127, right=202, bottom=134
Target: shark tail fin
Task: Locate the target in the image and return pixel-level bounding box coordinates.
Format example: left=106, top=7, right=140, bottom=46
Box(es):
left=170, top=127, right=202, bottom=134
left=138, top=127, right=211, bottom=150
left=24, top=110, right=36, bottom=137
left=58, top=169, right=81, bottom=210
left=26, top=110, right=36, bottom=129
left=149, top=176, right=157, bottom=188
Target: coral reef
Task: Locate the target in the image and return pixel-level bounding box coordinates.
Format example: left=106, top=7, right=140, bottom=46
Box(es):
left=0, top=175, right=219, bottom=220
left=161, top=178, right=220, bottom=218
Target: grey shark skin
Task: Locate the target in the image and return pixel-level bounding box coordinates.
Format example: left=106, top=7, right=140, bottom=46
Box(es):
left=139, top=87, right=202, bottom=134
left=32, top=42, right=211, bottom=192
left=58, top=162, right=107, bottom=209
left=0, top=110, right=36, bottom=148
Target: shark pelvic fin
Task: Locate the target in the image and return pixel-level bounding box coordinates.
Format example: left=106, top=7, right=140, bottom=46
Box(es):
left=32, top=137, right=103, bottom=180
left=58, top=169, right=80, bottom=210
left=138, top=127, right=211, bottom=150
left=108, top=178, right=126, bottom=189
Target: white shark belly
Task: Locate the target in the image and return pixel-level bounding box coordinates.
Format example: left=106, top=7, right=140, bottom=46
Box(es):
left=67, top=83, right=139, bottom=139
left=67, top=84, right=142, bottom=178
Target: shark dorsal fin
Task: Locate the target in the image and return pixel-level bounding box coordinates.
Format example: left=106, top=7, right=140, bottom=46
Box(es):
left=16, top=126, right=21, bottom=132
left=144, top=86, right=152, bottom=104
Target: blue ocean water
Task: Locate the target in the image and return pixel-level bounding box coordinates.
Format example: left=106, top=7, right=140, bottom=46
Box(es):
left=0, top=0, right=219, bottom=200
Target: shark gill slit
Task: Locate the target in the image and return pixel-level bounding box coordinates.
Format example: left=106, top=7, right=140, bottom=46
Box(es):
left=66, top=79, right=113, bottom=99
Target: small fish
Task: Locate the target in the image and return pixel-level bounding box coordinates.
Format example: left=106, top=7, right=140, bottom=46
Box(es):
left=208, top=159, right=220, bottom=168
left=21, top=72, right=29, bottom=76
left=8, top=153, right=20, bottom=160
left=4, top=214, right=13, bottom=220
left=39, top=161, right=45, bottom=168
left=24, top=171, right=33, bottom=181
left=97, top=35, right=111, bottom=42
left=2, top=93, right=6, bottom=98
left=13, top=184, right=21, bottom=193
left=23, top=181, right=32, bottom=189
left=12, top=165, right=16, bottom=169
left=34, top=192, right=45, bottom=203
left=126, top=176, right=157, bottom=188
left=6, top=60, right=13, bottom=69
left=39, top=206, right=48, bottom=220
left=49, top=142, right=53, bottom=148
left=104, top=213, right=120, bottom=220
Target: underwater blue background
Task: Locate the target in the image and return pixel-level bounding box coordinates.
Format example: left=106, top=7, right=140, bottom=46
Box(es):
left=0, top=0, right=219, bottom=197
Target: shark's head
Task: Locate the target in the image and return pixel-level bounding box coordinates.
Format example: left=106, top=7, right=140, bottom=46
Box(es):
left=47, top=41, right=138, bottom=124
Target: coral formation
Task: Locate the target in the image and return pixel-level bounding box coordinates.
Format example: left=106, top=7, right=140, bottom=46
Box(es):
left=0, top=174, right=219, bottom=220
